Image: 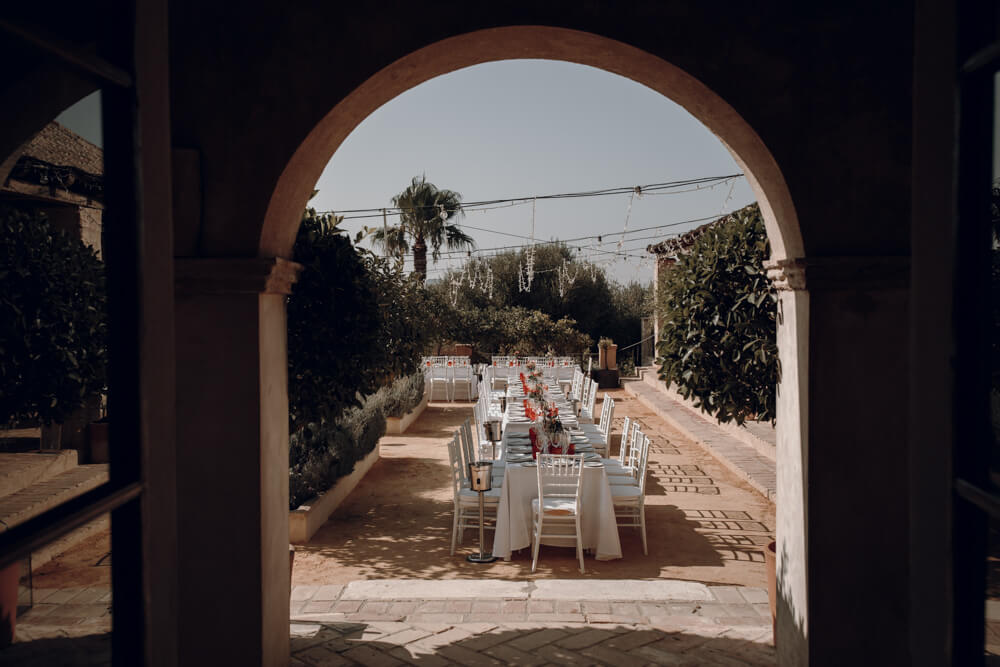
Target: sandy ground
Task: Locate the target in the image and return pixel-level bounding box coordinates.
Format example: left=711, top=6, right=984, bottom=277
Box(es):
left=293, top=388, right=775, bottom=587
left=30, top=389, right=775, bottom=591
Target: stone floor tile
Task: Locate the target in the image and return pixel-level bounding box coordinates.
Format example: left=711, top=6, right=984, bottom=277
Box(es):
left=554, top=627, right=620, bottom=649
left=600, top=628, right=662, bottom=651
left=534, top=642, right=604, bottom=666
left=482, top=642, right=549, bottom=665
left=341, top=643, right=405, bottom=667
left=302, top=600, right=336, bottom=614
left=313, top=584, right=344, bottom=601
left=709, top=586, right=746, bottom=604
left=506, top=627, right=569, bottom=651
left=580, top=642, right=641, bottom=665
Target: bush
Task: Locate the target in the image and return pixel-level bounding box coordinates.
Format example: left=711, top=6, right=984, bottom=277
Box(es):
left=0, top=205, right=107, bottom=427
left=369, top=372, right=425, bottom=419
left=288, top=396, right=387, bottom=509
left=655, top=203, right=778, bottom=425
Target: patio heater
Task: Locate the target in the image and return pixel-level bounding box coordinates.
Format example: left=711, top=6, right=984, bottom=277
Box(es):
left=467, top=461, right=498, bottom=563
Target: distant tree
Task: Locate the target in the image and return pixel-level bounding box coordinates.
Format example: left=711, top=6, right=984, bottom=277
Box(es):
left=371, top=175, right=474, bottom=282
left=655, top=203, right=778, bottom=425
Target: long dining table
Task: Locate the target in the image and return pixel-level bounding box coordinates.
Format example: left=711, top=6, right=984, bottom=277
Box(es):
left=489, top=382, right=622, bottom=562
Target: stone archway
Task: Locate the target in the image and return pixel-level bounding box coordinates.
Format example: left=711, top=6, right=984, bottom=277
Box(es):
left=261, top=26, right=809, bottom=662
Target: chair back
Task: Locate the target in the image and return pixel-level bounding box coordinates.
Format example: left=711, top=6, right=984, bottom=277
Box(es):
left=446, top=434, right=465, bottom=503
left=584, top=380, right=598, bottom=416
left=635, top=435, right=651, bottom=495
left=599, top=396, right=614, bottom=434
left=624, top=423, right=643, bottom=472
left=536, top=454, right=585, bottom=505
left=458, top=418, right=475, bottom=479
left=619, top=416, right=632, bottom=463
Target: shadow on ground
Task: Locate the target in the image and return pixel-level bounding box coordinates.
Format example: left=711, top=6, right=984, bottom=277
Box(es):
left=290, top=620, right=775, bottom=665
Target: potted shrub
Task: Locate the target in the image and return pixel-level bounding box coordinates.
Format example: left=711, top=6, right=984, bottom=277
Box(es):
left=0, top=205, right=108, bottom=451
left=598, top=337, right=617, bottom=370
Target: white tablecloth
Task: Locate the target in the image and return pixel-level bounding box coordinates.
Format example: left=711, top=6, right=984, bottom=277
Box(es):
left=492, top=462, right=622, bottom=561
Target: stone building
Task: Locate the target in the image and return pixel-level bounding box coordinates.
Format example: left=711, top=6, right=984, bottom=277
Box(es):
left=0, top=3, right=992, bottom=666
left=1, top=122, right=103, bottom=255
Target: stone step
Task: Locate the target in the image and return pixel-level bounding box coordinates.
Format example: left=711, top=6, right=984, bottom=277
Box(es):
left=0, top=464, right=109, bottom=532
left=0, top=450, right=79, bottom=500
left=290, top=579, right=772, bottom=627
left=624, top=378, right=776, bottom=501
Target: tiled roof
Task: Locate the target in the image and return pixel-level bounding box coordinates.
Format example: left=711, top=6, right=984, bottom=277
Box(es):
left=18, top=122, right=103, bottom=176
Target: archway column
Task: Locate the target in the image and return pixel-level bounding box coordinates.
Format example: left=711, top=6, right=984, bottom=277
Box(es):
left=173, top=257, right=300, bottom=666
left=767, top=255, right=910, bottom=666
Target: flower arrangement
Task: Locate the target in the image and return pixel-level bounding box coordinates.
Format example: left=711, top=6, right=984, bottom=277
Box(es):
left=525, top=360, right=537, bottom=372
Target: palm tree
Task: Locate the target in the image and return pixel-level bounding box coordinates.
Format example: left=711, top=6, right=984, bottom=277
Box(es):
left=372, top=175, right=475, bottom=281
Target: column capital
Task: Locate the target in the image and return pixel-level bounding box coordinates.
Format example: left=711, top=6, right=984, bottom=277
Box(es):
left=175, top=256, right=303, bottom=295
left=764, top=256, right=909, bottom=291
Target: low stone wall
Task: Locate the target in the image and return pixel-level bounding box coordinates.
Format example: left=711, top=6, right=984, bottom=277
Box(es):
left=289, top=444, right=380, bottom=544
left=385, top=389, right=429, bottom=435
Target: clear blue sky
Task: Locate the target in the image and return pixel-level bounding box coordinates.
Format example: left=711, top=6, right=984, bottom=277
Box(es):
left=56, top=60, right=755, bottom=284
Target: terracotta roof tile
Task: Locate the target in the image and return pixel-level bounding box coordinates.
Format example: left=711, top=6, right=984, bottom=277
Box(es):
left=19, top=122, right=102, bottom=176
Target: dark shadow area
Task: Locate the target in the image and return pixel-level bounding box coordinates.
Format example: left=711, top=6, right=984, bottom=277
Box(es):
left=289, top=620, right=775, bottom=665
left=0, top=632, right=110, bottom=666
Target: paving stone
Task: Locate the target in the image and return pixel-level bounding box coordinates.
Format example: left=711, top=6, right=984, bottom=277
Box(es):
left=482, top=642, right=549, bottom=665
left=740, top=587, right=770, bottom=604
left=313, top=584, right=344, bottom=601
left=506, top=627, right=569, bottom=651
left=553, top=627, right=620, bottom=649
left=341, top=643, right=404, bottom=666
left=291, top=586, right=319, bottom=602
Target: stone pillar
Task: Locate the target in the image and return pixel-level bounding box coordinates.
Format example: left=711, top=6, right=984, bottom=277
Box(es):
left=767, top=256, right=911, bottom=666
left=764, top=258, right=809, bottom=666
left=174, top=257, right=300, bottom=666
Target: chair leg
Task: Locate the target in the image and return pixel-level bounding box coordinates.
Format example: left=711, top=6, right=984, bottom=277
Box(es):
left=531, top=516, right=541, bottom=573
left=451, top=508, right=459, bottom=555
left=576, top=516, right=585, bottom=574
left=640, top=506, right=648, bottom=556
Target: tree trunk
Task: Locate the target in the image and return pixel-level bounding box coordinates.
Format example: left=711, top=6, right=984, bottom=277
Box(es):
left=413, top=236, right=428, bottom=282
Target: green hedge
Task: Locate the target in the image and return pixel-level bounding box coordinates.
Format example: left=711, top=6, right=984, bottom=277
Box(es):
left=368, top=372, right=425, bottom=419
left=288, top=372, right=426, bottom=509
left=288, top=395, right=387, bottom=510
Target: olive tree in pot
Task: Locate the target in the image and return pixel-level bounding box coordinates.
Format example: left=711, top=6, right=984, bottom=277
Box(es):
left=0, top=205, right=108, bottom=451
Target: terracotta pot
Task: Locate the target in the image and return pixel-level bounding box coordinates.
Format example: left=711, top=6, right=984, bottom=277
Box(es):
left=0, top=560, right=19, bottom=648
left=765, top=540, right=777, bottom=643
left=606, top=345, right=618, bottom=370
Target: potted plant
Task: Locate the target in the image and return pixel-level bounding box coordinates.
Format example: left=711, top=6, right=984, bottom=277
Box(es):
left=598, top=337, right=618, bottom=370
left=0, top=206, right=108, bottom=452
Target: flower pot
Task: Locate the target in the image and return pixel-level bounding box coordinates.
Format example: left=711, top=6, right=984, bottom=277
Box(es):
left=598, top=347, right=607, bottom=369
left=765, top=540, right=777, bottom=643
left=606, top=345, right=618, bottom=370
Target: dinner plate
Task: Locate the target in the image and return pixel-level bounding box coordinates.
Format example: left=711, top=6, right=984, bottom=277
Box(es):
left=584, top=461, right=604, bottom=468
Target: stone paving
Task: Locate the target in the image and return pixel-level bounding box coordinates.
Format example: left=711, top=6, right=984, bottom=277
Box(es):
left=289, top=579, right=774, bottom=665
left=623, top=379, right=777, bottom=501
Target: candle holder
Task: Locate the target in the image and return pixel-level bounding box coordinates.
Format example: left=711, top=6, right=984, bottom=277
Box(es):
left=483, top=420, right=502, bottom=460
left=466, top=461, right=498, bottom=563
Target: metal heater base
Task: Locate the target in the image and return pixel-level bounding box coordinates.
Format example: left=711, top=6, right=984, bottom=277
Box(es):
left=466, top=553, right=498, bottom=563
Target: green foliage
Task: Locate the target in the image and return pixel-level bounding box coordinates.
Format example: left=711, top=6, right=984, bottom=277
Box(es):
left=655, top=203, right=778, bottom=425
left=288, top=395, right=387, bottom=509
left=598, top=337, right=614, bottom=349
left=287, top=206, right=382, bottom=427
left=429, top=244, right=651, bottom=355
left=368, top=372, right=425, bottom=419
left=0, top=205, right=107, bottom=426
left=369, top=175, right=474, bottom=280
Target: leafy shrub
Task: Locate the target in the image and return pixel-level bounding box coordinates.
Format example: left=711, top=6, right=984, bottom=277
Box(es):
left=655, top=203, right=778, bottom=425
left=0, top=205, right=107, bottom=426
left=288, top=396, right=387, bottom=509
left=369, top=372, right=425, bottom=419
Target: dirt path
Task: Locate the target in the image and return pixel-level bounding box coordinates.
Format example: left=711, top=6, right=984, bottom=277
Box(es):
left=293, top=390, right=775, bottom=586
